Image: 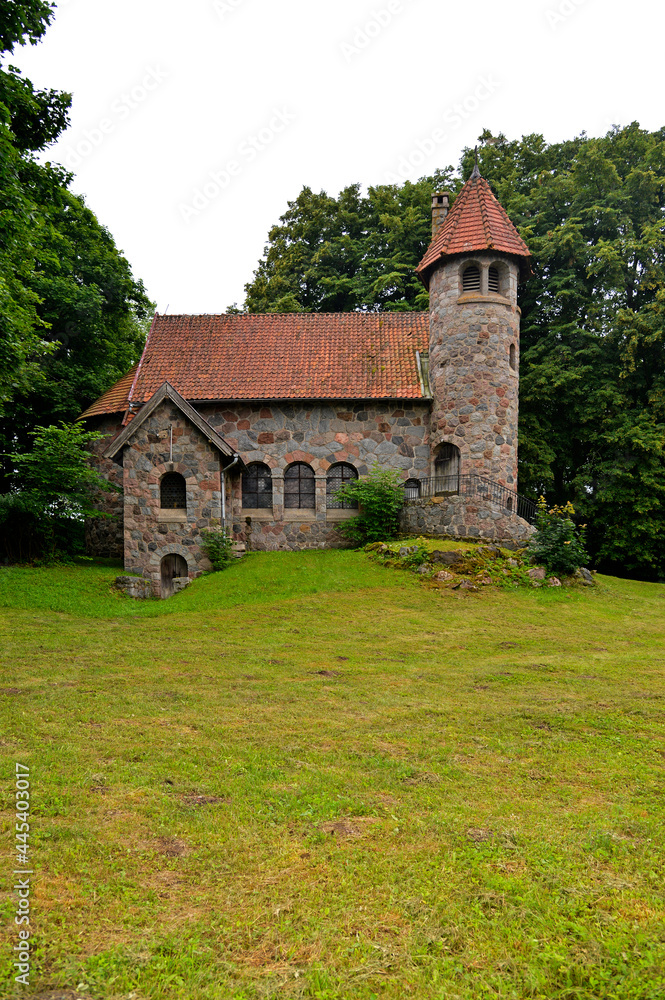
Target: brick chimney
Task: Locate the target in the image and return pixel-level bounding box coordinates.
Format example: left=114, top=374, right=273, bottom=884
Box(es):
left=431, top=192, right=450, bottom=238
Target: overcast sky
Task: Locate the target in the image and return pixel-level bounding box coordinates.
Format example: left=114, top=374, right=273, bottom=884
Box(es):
left=11, top=0, right=663, bottom=314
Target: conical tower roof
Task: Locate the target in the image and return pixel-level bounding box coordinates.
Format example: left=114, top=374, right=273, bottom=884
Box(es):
left=417, top=168, right=532, bottom=287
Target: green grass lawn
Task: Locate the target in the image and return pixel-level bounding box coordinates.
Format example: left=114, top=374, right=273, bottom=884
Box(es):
left=1, top=550, right=665, bottom=999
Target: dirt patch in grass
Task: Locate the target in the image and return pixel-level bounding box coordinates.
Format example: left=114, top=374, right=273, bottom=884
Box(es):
left=180, top=793, right=229, bottom=806
left=320, top=817, right=379, bottom=838
left=155, top=836, right=189, bottom=857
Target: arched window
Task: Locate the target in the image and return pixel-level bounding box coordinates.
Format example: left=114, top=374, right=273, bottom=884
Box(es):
left=488, top=265, right=500, bottom=293
left=326, top=463, right=358, bottom=509
left=462, top=264, right=481, bottom=292
left=434, top=443, right=460, bottom=489
left=509, top=343, right=517, bottom=371
left=404, top=478, right=421, bottom=500
left=284, top=462, right=315, bottom=509
left=160, top=472, right=186, bottom=509
left=242, top=462, right=272, bottom=509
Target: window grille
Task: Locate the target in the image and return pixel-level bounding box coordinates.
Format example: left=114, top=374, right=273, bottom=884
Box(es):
left=242, top=463, right=273, bottom=509
left=160, top=472, right=186, bottom=509
left=326, top=463, right=358, bottom=509
left=462, top=265, right=481, bottom=292
left=488, top=266, right=500, bottom=293
left=284, top=462, right=316, bottom=509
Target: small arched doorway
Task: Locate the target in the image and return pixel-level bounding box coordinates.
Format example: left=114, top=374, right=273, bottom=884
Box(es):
left=160, top=553, right=188, bottom=598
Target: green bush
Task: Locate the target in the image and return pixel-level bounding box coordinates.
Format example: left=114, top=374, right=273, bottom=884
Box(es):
left=528, top=498, right=589, bottom=577
left=334, top=464, right=404, bottom=546
left=199, top=528, right=234, bottom=570
left=0, top=423, right=115, bottom=563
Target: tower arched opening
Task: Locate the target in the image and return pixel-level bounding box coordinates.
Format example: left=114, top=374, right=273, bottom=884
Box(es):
left=461, top=263, right=481, bottom=293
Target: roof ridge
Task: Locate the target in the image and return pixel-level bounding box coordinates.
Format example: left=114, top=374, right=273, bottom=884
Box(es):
left=78, top=312, right=430, bottom=417
left=477, top=177, right=493, bottom=248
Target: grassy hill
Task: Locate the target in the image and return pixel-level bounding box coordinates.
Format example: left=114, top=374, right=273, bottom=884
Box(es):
left=1, top=551, right=664, bottom=999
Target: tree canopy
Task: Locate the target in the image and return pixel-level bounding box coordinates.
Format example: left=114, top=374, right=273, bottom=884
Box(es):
left=240, top=124, right=665, bottom=578
left=240, top=169, right=458, bottom=314
left=0, top=0, right=152, bottom=487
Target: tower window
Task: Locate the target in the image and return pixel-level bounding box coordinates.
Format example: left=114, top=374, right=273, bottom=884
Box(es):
left=160, top=472, right=186, bottom=509
left=509, top=344, right=517, bottom=371
left=488, top=266, right=500, bottom=293
left=462, top=265, right=481, bottom=292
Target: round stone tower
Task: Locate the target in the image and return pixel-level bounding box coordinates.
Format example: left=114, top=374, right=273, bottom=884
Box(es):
left=417, top=168, right=532, bottom=490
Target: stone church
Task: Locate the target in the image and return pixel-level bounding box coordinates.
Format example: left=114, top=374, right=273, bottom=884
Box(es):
left=82, top=168, right=534, bottom=596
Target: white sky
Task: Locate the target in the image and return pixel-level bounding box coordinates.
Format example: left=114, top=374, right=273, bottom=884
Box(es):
left=10, top=0, right=663, bottom=314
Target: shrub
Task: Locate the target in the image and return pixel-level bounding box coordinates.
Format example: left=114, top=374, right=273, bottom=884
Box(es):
left=0, top=423, right=115, bottom=563
left=334, top=464, right=404, bottom=546
left=200, top=528, right=234, bottom=570
left=528, top=497, right=589, bottom=577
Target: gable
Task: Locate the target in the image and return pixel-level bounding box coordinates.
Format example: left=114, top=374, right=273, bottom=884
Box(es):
left=102, top=381, right=241, bottom=464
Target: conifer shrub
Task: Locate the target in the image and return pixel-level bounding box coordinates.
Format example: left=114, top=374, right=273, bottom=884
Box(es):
left=528, top=498, right=589, bottom=577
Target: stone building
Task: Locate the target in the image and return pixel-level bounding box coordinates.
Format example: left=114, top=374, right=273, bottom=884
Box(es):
left=81, top=169, right=534, bottom=595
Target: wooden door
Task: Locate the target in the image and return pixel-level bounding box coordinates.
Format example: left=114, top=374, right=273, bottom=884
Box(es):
left=160, top=554, right=188, bottom=598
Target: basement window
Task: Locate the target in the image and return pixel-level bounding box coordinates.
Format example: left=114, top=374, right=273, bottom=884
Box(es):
left=404, top=478, right=421, bottom=500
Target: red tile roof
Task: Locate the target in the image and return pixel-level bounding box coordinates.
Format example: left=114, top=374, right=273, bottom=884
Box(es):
left=79, top=364, right=138, bottom=419
left=81, top=312, right=430, bottom=416
left=417, top=170, right=531, bottom=285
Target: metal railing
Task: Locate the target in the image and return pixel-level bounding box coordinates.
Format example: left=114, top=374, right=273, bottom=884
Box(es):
left=404, top=475, right=537, bottom=524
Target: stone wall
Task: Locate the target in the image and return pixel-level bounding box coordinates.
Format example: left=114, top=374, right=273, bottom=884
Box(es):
left=121, top=399, right=222, bottom=591
left=84, top=415, right=125, bottom=558
left=399, top=495, right=535, bottom=545
left=200, top=400, right=432, bottom=551
left=428, top=252, right=521, bottom=488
